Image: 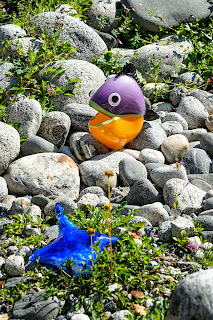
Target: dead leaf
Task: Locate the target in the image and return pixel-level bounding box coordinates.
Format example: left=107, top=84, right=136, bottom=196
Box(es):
left=130, top=290, right=144, bottom=299
left=129, top=231, right=140, bottom=239
left=130, top=304, right=147, bottom=315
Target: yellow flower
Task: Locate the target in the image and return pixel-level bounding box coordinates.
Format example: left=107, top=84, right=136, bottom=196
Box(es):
left=87, top=228, right=95, bottom=236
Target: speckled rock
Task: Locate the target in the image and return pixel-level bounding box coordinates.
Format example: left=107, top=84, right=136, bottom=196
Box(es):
left=187, top=173, right=213, bottom=188
left=0, top=177, right=8, bottom=202
left=0, top=62, right=18, bottom=89
left=205, top=114, right=213, bottom=132
left=4, top=153, right=80, bottom=199
left=150, top=163, right=188, bottom=189
left=6, top=97, right=42, bottom=137
left=9, top=197, right=31, bottom=215
left=127, top=121, right=167, bottom=151
left=139, top=148, right=165, bottom=164
left=171, top=216, right=195, bottom=238
left=161, top=134, right=189, bottom=163
left=169, top=86, right=191, bottom=106
left=135, top=202, right=169, bottom=227
left=182, top=128, right=207, bottom=142
left=5, top=255, right=25, bottom=276
left=203, top=197, right=213, bottom=211
left=21, top=135, right=58, bottom=156
left=166, top=269, right=213, bottom=320
left=119, top=157, right=147, bottom=187
left=79, top=151, right=133, bottom=186
left=158, top=221, right=172, bottom=242
left=200, top=132, right=213, bottom=158
left=132, top=35, right=193, bottom=82
left=77, top=193, right=100, bottom=211
left=194, top=215, right=213, bottom=231
left=174, top=72, right=203, bottom=87
left=191, top=179, right=213, bottom=192
left=110, top=310, right=133, bottom=320
left=43, top=195, right=77, bottom=218
left=2, top=37, right=43, bottom=59
left=62, top=103, right=97, bottom=132
left=38, top=111, right=71, bottom=148
left=0, top=24, right=26, bottom=42
left=162, top=112, right=188, bottom=130
left=191, top=88, right=213, bottom=114
left=163, top=178, right=206, bottom=212
left=0, top=122, right=20, bottom=175
left=42, top=59, right=105, bottom=109
left=161, top=121, right=184, bottom=136
left=181, top=148, right=212, bottom=174
left=176, top=96, right=208, bottom=129
left=96, top=171, right=117, bottom=192
left=30, top=12, right=107, bottom=62
left=126, top=179, right=162, bottom=206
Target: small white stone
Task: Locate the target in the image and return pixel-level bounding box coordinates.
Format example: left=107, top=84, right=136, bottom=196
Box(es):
left=5, top=255, right=25, bottom=276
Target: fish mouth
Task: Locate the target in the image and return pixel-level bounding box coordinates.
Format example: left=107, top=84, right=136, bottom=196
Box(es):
left=89, top=99, right=144, bottom=118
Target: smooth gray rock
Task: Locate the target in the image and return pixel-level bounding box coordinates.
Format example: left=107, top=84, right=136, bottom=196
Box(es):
left=2, top=37, right=43, bottom=59
left=166, top=269, right=213, bottom=320
left=201, top=231, right=213, bottom=243
left=181, top=148, right=212, bottom=174
left=205, top=114, right=213, bottom=132
left=5, top=276, right=33, bottom=288
left=127, top=121, right=167, bottom=150
left=0, top=24, right=26, bottom=42
left=30, top=12, right=107, bottom=62
left=12, top=289, right=59, bottom=320
left=176, top=96, right=208, bottom=129
left=169, top=86, right=191, bottom=106
left=0, top=122, right=20, bottom=175
left=79, top=151, right=133, bottom=186
left=92, top=27, right=117, bottom=49
left=151, top=102, right=174, bottom=113
left=204, top=197, right=213, bottom=210
left=96, top=170, right=117, bottom=192
left=161, top=121, right=183, bottom=136
left=26, top=204, right=42, bottom=223
left=161, top=134, right=189, bottom=163
left=62, top=103, right=97, bottom=132
left=126, top=179, right=162, bottom=206
left=191, top=179, right=213, bottom=192
left=6, top=98, right=42, bottom=138
left=86, top=0, right=119, bottom=32
left=205, top=189, right=213, bottom=199
left=145, top=163, right=167, bottom=179
left=171, top=216, right=195, bottom=238
left=21, top=135, right=58, bottom=156
left=77, top=193, right=100, bottom=211
left=42, top=59, right=105, bottom=108
left=188, top=173, right=213, bottom=188
left=31, top=194, right=50, bottom=208
left=163, top=178, right=206, bottom=212
left=121, top=0, right=213, bottom=32
left=150, top=163, right=188, bottom=189
left=0, top=177, right=8, bottom=202
left=4, top=153, right=80, bottom=199
left=191, top=89, right=213, bottom=114
left=135, top=202, right=169, bottom=227
left=182, top=128, right=207, bottom=142
left=38, top=111, right=71, bottom=148
left=200, top=132, right=213, bottom=158
left=16, top=246, right=32, bottom=258
left=79, top=186, right=106, bottom=198
left=131, top=35, right=193, bottom=82
left=0, top=62, right=18, bottom=89
left=44, top=225, right=59, bottom=244
left=139, top=148, right=165, bottom=164
left=119, top=157, right=147, bottom=186
left=162, top=112, right=188, bottom=130
left=174, top=72, right=203, bottom=87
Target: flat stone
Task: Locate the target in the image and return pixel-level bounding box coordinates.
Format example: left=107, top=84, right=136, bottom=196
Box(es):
left=188, top=173, right=213, bottom=188
left=200, top=132, right=213, bottom=158
left=139, top=148, right=165, bottom=164
left=21, top=135, right=58, bottom=156
left=162, top=112, right=188, bottom=130
left=4, top=153, right=80, bottom=199
left=182, top=128, right=207, bottom=142
left=181, top=148, right=212, bottom=174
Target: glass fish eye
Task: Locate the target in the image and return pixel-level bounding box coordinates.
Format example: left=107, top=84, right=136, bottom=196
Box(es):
left=108, top=93, right=121, bottom=107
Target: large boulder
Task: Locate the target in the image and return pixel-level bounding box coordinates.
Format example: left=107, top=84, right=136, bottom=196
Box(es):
left=131, top=35, right=193, bottom=82
left=121, top=0, right=213, bottom=32
left=30, top=12, right=107, bottom=62
left=42, top=59, right=105, bottom=109
left=4, top=153, right=80, bottom=199
left=166, top=269, right=213, bottom=320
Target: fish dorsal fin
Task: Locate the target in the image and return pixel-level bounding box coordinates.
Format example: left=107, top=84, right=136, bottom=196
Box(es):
left=116, top=63, right=142, bottom=89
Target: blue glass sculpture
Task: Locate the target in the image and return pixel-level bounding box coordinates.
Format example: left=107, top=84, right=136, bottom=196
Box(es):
left=29, top=202, right=119, bottom=275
